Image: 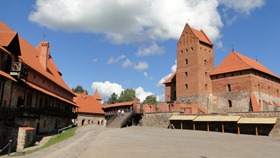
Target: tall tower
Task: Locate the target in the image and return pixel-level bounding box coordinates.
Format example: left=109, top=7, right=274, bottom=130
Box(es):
left=176, top=24, right=214, bottom=108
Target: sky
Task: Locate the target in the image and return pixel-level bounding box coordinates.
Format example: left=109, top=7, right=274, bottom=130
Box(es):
left=0, top=0, right=279, bottom=102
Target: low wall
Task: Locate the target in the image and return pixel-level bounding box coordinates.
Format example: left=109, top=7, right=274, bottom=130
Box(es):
left=140, top=112, right=280, bottom=138
left=140, top=112, right=180, bottom=128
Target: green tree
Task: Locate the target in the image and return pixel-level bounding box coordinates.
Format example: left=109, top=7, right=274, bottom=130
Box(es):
left=118, top=89, right=136, bottom=102
left=143, top=95, right=158, bottom=105
left=72, top=85, right=88, bottom=94
left=106, top=92, right=119, bottom=104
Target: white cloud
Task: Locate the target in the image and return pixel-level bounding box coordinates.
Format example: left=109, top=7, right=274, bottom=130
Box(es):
left=92, top=58, right=98, bottom=63
left=133, top=61, right=149, bottom=71
left=29, top=0, right=225, bottom=44
left=91, top=82, right=156, bottom=103
left=135, top=87, right=153, bottom=102
left=156, top=94, right=165, bottom=102
left=122, top=59, right=133, bottom=68
left=218, top=0, right=265, bottom=14
left=144, top=72, right=148, bottom=77
left=157, top=60, right=177, bottom=88
left=107, top=54, right=126, bottom=64
left=91, top=81, right=124, bottom=101
left=136, top=43, right=164, bottom=56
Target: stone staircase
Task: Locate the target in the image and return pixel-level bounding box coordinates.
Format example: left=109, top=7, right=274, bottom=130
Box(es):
left=107, top=112, right=133, bottom=128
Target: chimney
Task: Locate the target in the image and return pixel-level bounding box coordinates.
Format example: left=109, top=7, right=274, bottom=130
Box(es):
left=37, top=41, right=50, bottom=70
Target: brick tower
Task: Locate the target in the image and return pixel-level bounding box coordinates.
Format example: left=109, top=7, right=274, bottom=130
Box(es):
left=175, top=24, right=214, bottom=109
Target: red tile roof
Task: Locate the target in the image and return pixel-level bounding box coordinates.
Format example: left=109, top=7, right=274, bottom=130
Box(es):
left=0, top=31, right=17, bottom=46
left=103, top=101, right=134, bottom=109
left=274, top=102, right=280, bottom=107
left=250, top=94, right=261, bottom=112
left=163, top=72, right=176, bottom=84
left=74, top=92, right=104, bottom=114
left=0, top=21, right=76, bottom=98
left=0, top=70, right=17, bottom=82
left=211, top=51, right=279, bottom=79
left=93, top=90, right=102, bottom=101
left=190, top=26, right=213, bottom=46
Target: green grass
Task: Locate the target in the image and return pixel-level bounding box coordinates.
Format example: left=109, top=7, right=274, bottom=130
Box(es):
left=12, top=127, right=78, bottom=156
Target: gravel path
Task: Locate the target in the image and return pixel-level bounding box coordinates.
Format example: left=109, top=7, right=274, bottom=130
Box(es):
left=3, top=125, right=280, bottom=158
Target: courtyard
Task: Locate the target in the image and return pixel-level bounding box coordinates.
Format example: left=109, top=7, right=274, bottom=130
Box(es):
left=5, top=125, right=280, bottom=158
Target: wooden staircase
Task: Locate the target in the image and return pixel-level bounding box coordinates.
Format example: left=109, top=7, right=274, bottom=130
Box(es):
left=107, top=111, right=134, bottom=128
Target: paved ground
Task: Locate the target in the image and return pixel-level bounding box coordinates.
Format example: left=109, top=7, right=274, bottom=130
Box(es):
left=2, top=125, right=280, bottom=158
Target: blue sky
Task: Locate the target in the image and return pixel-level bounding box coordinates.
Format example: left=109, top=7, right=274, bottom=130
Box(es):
left=0, top=0, right=279, bottom=102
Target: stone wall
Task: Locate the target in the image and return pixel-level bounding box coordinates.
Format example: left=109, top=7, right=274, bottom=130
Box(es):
left=0, top=124, right=19, bottom=153
left=77, top=114, right=104, bottom=126
left=140, top=112, right=180, bottom=128
left=16, top=127, right=35, bottom=151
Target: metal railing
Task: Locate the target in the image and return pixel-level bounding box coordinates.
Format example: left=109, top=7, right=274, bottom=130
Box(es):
left=120, top=111, right=135, bottom=128
left=0, top=140, right=12, bottom=156
left=57, top=124, right=76, bottom=134
left=106, top=113, right=118, bottom=126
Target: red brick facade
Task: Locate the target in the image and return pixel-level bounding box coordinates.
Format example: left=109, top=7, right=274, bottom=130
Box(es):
left=165, top=23, right=280, bottom=114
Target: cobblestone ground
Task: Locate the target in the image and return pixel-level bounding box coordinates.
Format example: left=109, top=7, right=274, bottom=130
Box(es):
left=2, top=125, right=280, bottom=158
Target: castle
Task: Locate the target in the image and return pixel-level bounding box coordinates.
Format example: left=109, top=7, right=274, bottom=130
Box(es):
left=164, top=23, right=280, bottom=114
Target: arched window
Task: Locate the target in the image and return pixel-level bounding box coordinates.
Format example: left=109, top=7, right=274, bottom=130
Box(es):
left=227, top=84, right=231, bottom=92
left=228, top=100, right=232, bottom=108
left=185, top=59, right=188, bottom=65
left=17, top=96, right=24, bottom=107
left=185, top=72, right=188, bottom=77
left=185, top=84, right=188, bottom=90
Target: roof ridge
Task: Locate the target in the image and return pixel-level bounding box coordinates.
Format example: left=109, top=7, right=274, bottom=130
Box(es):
left=232, top=51, right=252, bottom=68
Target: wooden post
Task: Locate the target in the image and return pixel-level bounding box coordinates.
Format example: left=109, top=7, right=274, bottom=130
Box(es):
left=207, top=122, right=209, bottom=132
left=181, top=121, right=183, bottom=129
left=238, top=125, right=240, bottom=135
left=222, top=123, right=224, bottom=133
left=193, top=123, right=196, bottom=130
left=255, top=125, right=258, bottom=136
left=274, top=122, right=277, bottom=139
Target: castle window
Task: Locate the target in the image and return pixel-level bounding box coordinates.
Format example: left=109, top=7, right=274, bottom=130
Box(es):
left=205, top=72, right=207, bottom=76
left=185, top=84, right=188, bottom=90
left=227, top=84, right=231, bottom=92
left=204, top=59, right=207, bottom=65
left=228, top=100, right=232, bottom=108
left=185, top=59, right=188, bottom=65
left=185, top=72, right=188, bottom=77
left=191, top=47, right=193, bottom=51
left=180, top=50, right=183, bottom=54
left=186, top=48, right=188, bottom=53
left=205, top=84, right=208, bottom=90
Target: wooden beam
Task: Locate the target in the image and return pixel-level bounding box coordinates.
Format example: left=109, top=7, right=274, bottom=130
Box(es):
left=222, top=123, right=224, bottom=133
left=238, top=125, right=240, bottom=135
left=207, top=122, right=209, bottom=132
left=181, top=121, right=183, bottom=129
left=274, top=122, right=277, bottom=139
left=193, top=123, right=196, bottom=131
left=255, top=125, right=258, bottom=136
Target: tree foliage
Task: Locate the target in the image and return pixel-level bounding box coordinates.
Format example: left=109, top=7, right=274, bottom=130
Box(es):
left=143, top=95, right=158, bottom=105
left=118, top=89, right=136, bottom=102
left=106, top=92, right=118, bottom=104
left=72, top=85, right=88, bottom=94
